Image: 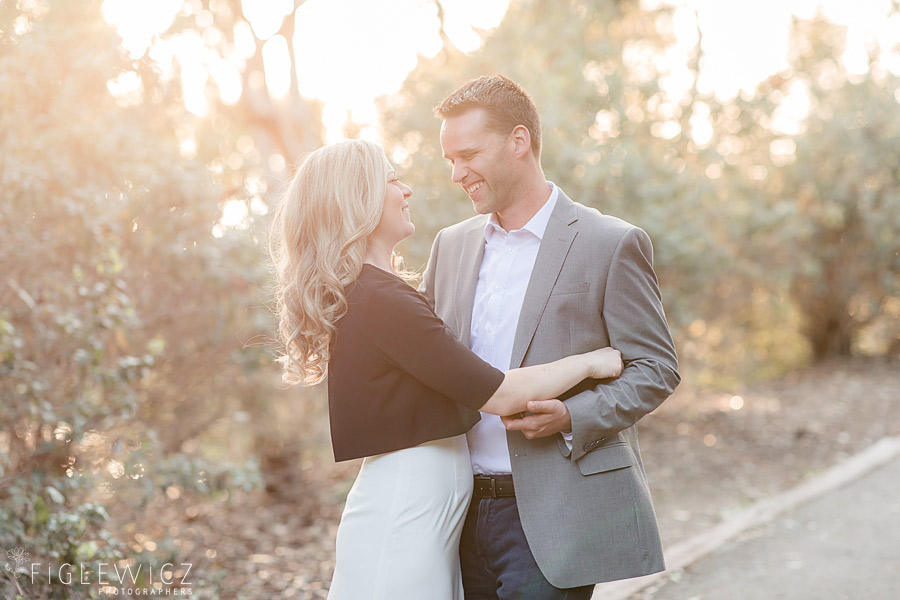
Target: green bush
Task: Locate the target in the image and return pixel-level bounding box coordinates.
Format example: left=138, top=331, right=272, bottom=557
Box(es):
left=0, top=2, right=268, bottom=597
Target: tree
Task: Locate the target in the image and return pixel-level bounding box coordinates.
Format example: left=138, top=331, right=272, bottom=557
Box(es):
left=767, top=15, right=900, bottom=359
left=380, top=0, right=900, bottom=378
left=0, top=1, right=273, bottom=595
left=153, top=0, right=323, bottom=201
left=715, top=13, right=900, bottom=362
left=380, top=0, right=742, bottom=379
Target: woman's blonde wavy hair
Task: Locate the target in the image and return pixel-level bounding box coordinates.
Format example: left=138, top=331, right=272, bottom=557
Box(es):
left=270, top=139, right=391, bottom=386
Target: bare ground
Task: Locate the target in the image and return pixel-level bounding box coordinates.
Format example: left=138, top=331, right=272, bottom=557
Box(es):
left=155, top=357, right=900, bottom=599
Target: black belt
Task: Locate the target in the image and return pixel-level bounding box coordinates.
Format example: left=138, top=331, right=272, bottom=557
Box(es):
left=473, top=474, right=515, bottom=499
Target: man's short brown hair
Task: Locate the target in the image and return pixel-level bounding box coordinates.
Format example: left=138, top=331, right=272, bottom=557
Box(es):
left=434, top=74, right=542, bottom=158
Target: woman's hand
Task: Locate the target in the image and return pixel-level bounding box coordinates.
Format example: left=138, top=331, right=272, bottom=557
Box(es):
left=586, top=347, right=623, bottom=380
left=483, top=346, right=624, bottom=418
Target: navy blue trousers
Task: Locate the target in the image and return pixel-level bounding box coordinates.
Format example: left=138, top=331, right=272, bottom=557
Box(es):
left=459, top=497, right=595, bottom=600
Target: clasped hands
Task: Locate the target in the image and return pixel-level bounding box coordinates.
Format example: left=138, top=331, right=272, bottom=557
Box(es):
left=501, top=347, right=622, bottom=439
left=501, top=399, right=573, bottom=439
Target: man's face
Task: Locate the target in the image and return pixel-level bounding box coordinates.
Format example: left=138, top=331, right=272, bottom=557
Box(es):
left=439, top=108, right=516, bottom=216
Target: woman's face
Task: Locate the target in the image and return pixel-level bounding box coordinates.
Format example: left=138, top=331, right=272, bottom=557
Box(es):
left=369, top=167, right=414, bottom=249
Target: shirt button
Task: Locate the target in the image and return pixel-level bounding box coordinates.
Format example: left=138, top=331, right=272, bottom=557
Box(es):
left=507, top=247, right=513, bottom=253
left=494, top=285, right=502, bottom=292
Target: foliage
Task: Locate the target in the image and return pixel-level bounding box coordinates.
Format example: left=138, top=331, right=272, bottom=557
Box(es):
left=0, top=1, right=282, bottom=596
left=755, top=16, right=900, bottom=360
left=380, top=0, right=900, bottom=381
left=1, top=0, right=899, bottom=596
left=160, top=0, right=324, bottom=203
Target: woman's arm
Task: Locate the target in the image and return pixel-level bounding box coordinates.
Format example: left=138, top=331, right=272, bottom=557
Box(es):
left=479, top=348, right=622, bottom=416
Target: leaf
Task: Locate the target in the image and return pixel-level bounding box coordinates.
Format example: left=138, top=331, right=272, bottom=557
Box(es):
left=45, top=485, right=65, bottom=504
left=76, top=541, right=99, bottom=560
left=34, top=497, right=49, bottom=526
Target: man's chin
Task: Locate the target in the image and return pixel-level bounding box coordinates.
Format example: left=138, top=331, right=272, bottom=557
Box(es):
left=472, top=201, right=491, bottom=215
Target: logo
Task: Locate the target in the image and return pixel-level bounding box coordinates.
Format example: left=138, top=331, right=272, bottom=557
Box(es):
left=4, top=547, right=30, bottom=596
left=4, top=547, right=194, bottom=596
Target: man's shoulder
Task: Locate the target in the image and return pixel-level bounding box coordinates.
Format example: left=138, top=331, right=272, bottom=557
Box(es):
left=566, top=198, right=641, bottom=239
left=436, top=213, right=488, bottom=241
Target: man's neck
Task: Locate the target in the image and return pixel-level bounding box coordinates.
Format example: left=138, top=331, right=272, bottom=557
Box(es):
left=495, top=178, right=552, bottom=232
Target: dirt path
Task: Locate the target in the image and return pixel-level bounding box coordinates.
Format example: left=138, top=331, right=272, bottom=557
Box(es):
left=170, top=357, right=900, bottom=599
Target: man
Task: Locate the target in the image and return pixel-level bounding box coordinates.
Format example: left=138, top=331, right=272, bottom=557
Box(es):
left=420, top=74, right=680, bottom=599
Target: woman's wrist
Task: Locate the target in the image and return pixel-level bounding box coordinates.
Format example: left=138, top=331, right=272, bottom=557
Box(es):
left=582, top=353, right=595, bottom=379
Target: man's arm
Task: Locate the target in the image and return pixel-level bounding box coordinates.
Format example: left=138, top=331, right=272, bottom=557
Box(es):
left=568, top=226, right=679, bottom=460
left=418, top=228, right=443, bottom=307
left=504, top=226, right=679, bottom=459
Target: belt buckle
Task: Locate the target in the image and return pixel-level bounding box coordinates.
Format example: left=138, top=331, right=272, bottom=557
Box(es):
left=489, top=477, right=497, bottom=498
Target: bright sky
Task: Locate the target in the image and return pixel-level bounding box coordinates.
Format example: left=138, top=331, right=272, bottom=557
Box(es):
left=293, top=0, right=509, bottom=140
left=103, top=0, right=510, bottom=141
left=102, top=0, right=900, bottom=142
left=659, top=0, right=899, bottom=95
left=100, top=0, right=900, bottom=233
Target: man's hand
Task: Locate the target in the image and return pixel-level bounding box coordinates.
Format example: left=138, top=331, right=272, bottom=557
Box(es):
left=501, top=399, right=571, bottom=439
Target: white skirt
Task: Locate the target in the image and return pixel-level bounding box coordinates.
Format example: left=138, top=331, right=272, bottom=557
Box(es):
left=327, top=434, right=474, bottom=600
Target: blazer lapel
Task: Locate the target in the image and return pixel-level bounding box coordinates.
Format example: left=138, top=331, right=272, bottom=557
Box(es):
left=509, top=194, right=579, bottom=368
left=453, top=219, right=488, bottom=346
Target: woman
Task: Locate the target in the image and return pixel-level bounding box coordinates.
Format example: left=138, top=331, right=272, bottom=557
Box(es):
left=270, top=139, right=622, bottom=600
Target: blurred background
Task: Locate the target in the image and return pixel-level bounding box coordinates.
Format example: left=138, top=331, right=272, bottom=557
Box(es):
left=1, top=0, right=899, bottom=598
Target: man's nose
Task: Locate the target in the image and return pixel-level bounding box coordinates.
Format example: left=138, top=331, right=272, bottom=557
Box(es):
left=451, top=162, right=466, bottom=183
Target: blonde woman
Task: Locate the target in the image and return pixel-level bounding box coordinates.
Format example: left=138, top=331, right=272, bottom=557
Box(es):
left=270, top=139, right=623, bottom=600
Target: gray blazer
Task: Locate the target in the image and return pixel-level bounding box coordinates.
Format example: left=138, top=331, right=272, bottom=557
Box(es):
left=420, top=189, right=680, bottom=587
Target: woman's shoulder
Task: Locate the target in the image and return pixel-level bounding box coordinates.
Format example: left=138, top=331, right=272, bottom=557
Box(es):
left=355, top=264, right=412, bottom=290
left=349, top=265, right=422, bottom=309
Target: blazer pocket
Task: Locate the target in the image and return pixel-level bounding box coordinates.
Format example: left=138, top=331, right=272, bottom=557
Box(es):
left=550, top=281, right=590, bottom=296
left=577, top=442, right=634, bottom=476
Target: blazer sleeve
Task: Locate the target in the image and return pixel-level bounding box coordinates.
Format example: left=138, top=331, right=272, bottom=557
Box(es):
left=367, top=275, right=503, bottom=412
left=418, top=227, right=443, bottom=308
left=565, top=226, right=680, bottom=461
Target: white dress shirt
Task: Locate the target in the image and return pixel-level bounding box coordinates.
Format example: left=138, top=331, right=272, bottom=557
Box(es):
left=467, top=183, right=559, bottom=475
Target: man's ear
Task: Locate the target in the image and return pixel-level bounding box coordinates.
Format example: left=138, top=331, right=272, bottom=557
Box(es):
left=510, top=125, right=532, bottom=158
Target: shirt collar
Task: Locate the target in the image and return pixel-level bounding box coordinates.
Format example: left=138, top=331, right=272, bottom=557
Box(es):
left=484, top=182, right=559, bottom=242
